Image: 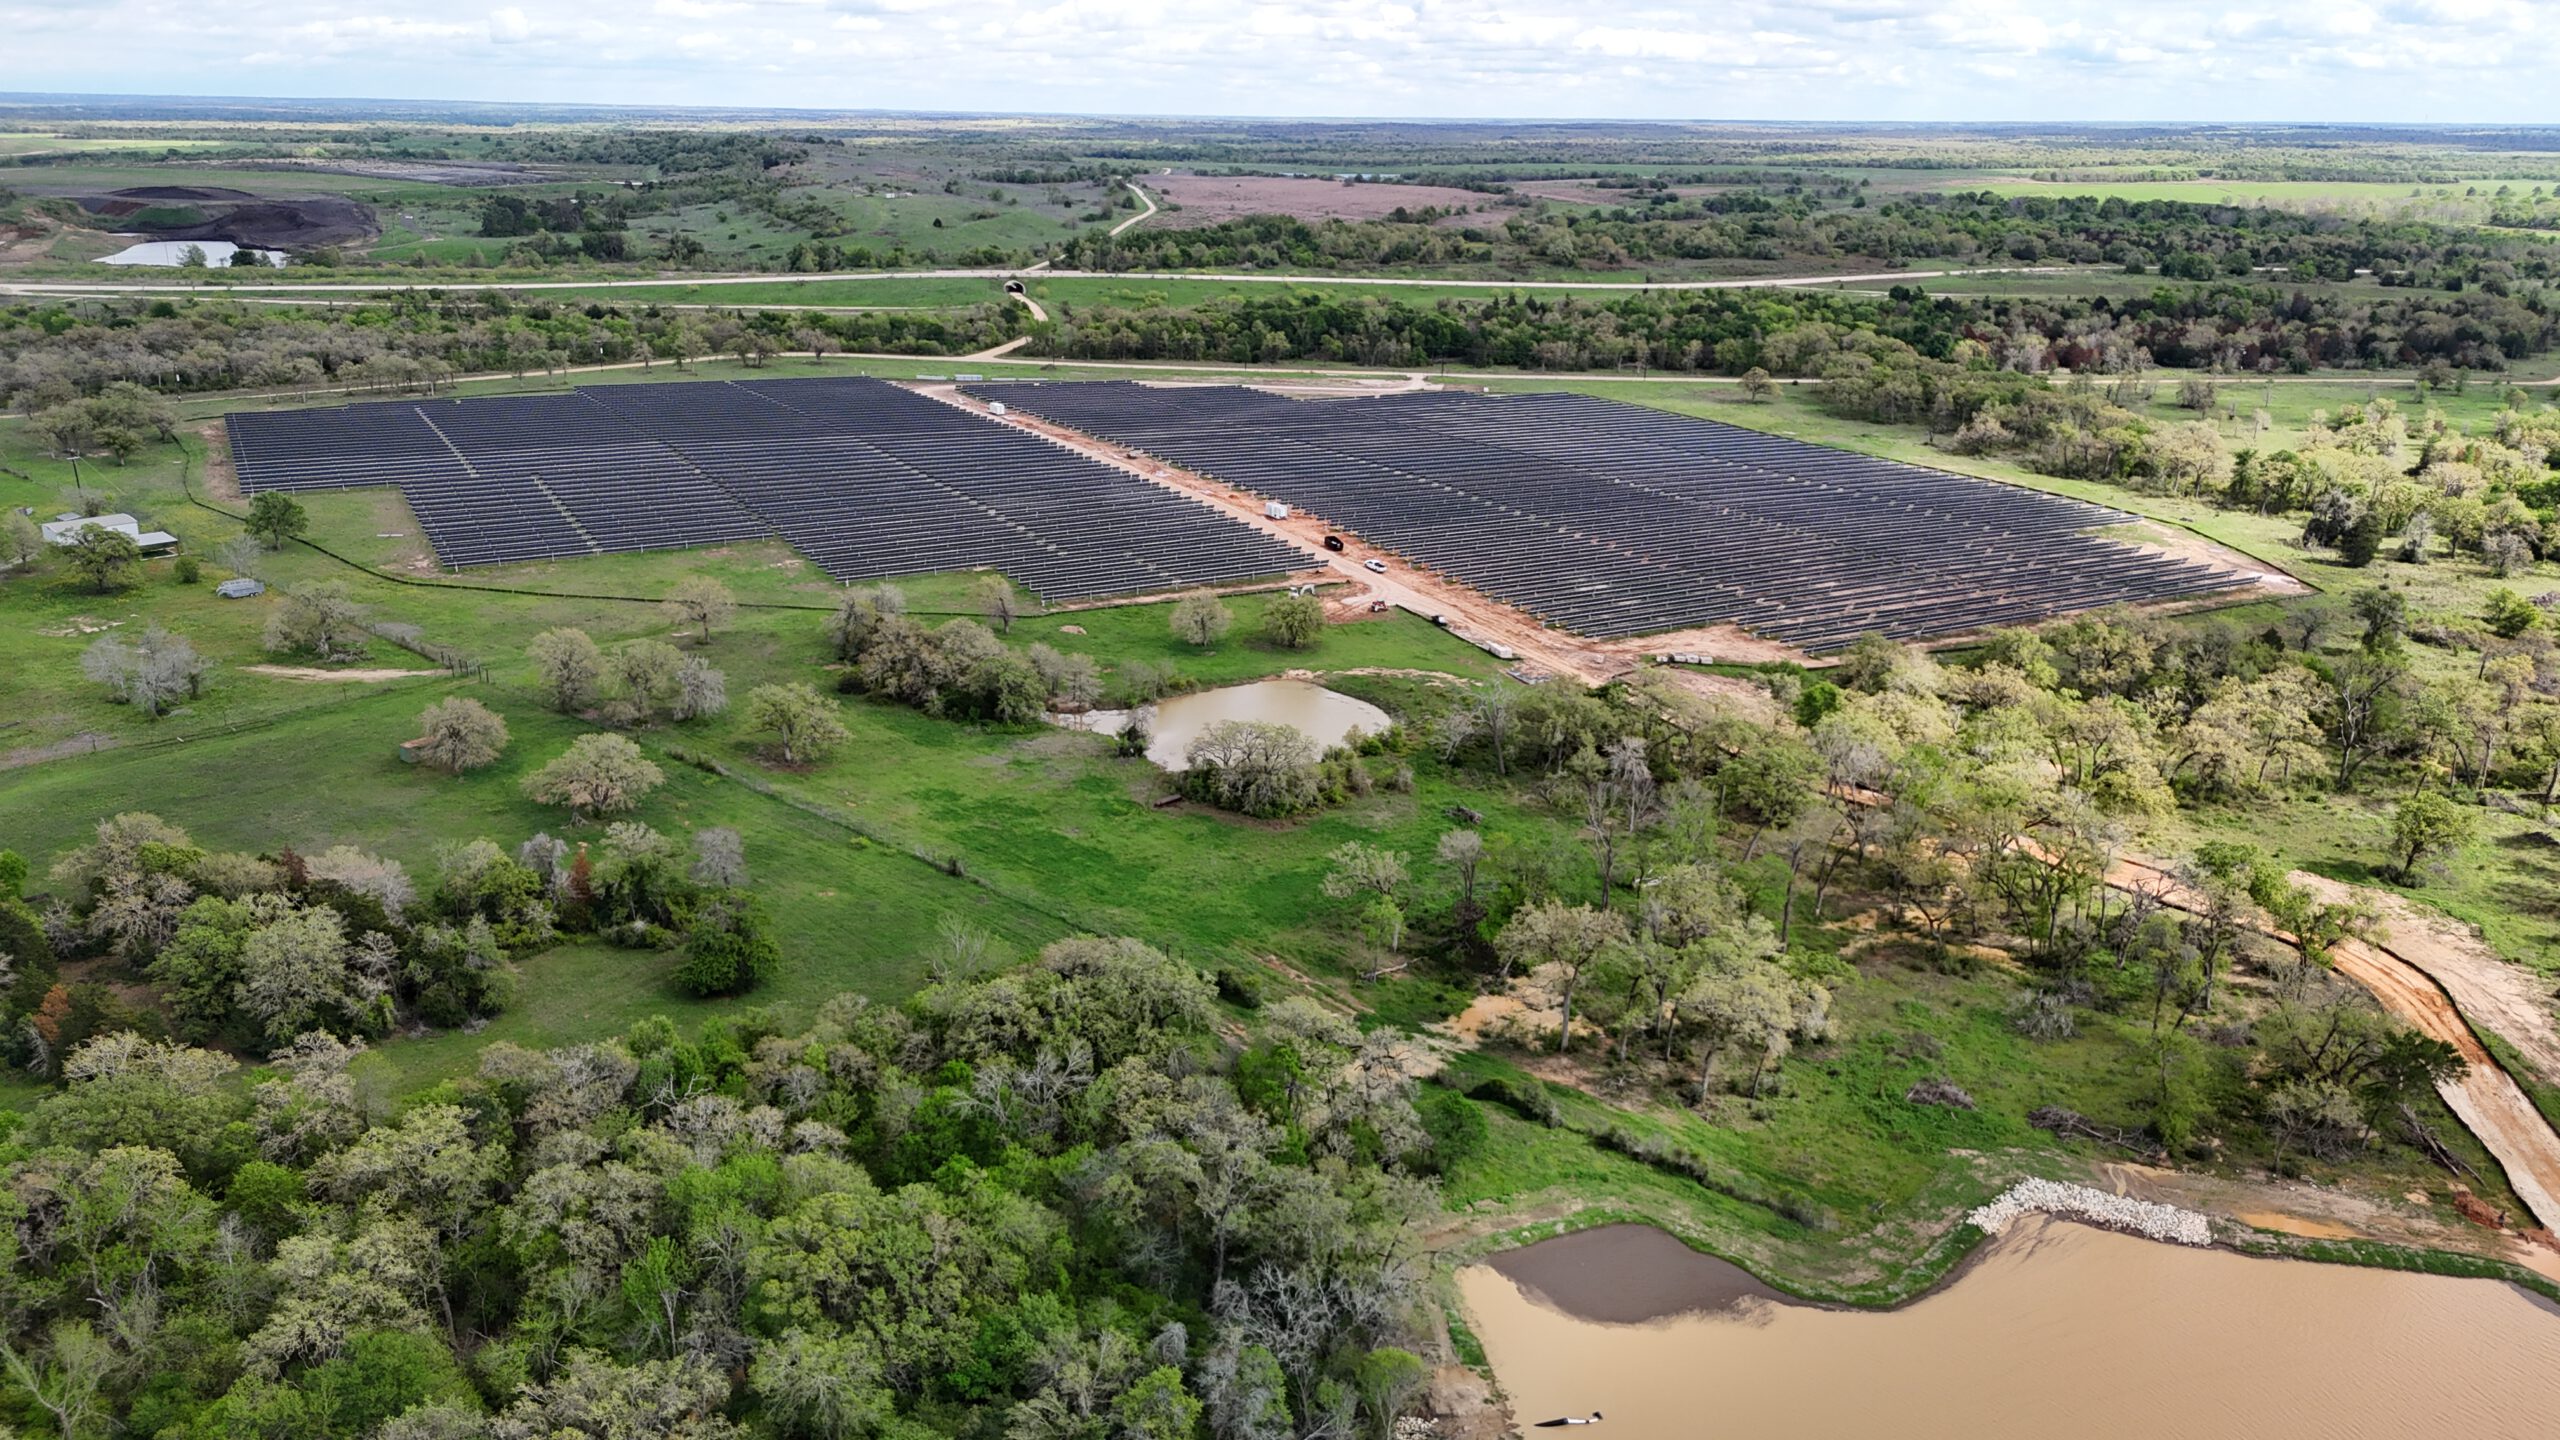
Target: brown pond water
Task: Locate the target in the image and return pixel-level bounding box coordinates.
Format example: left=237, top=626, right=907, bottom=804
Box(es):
left=1053, top=679, right=1390, bottom=769
left=1458, top=1220, right=2560, bottom=1440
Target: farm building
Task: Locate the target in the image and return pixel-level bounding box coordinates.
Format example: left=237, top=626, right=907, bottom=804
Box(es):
left=42, top=512, right=180, bottom=555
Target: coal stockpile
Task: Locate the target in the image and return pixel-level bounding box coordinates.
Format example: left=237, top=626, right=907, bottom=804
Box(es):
left=225, top=379, right=1318, bottom=600
left=968, top=382, right=2249, bottom=650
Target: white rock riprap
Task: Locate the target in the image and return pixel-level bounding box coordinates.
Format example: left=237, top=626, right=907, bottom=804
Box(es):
left=1967, top=1178, right=2213, bottom=1246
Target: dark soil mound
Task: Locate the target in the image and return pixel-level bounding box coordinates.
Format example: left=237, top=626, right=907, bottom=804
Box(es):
left=166, top=196, right=376, bottom=249
left=68, top=189, right=378, bottom=251
left=109, top=185, right=259, bottom=202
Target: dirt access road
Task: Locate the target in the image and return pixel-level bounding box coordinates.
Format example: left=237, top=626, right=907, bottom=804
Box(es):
left=2110, top=853, right=2560, bottom=1237
left=920, top=380, right=1803, bottom=684
left=2294, top=874, right=2560, bottom=1088
left=1108, top=182, right=1159, bottom=237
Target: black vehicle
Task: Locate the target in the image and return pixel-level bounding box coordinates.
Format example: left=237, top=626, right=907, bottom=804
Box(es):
left=1322, top=534, right=1346, bottom=552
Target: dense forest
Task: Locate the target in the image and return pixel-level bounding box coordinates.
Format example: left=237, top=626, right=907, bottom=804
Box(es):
left=0, top=899, right=1452, bottom=1440
left=1034, top=282, right=2560, bottom=374
left=1061, top=194, right=2560, bottom=290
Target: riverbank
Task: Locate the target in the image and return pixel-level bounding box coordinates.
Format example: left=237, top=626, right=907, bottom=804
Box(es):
left=1454, top=1216, right=2560, bottom=1440
left=1433, top=1163, right=2560, bottom=1320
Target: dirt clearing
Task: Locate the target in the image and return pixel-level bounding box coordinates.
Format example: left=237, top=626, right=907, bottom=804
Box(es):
left=243, top=664, right=440, bottom=682
left=1148, top=174, right=1500, bottom=227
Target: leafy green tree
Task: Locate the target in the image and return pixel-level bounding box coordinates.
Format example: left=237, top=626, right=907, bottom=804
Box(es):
left=744, top=682, right=851, bottom=763
left=2339, top=509, right=2384, bottom=567
left=608, top=638, right=685, bottom=723
left=246, top=492, right=310, bottom=549
left=529, top=627, right=607, bottom=713
left=1172, top=591, right=1234, bottom=647
left=674, top=894, right=781, bottom=997
left=2387, top=791, right=2475, bottom=883
left=2349, top=586, right=2407, bottom=651
left=521, top=733, right=665, bottom=822
left=1261, top=592, right=1324, bottom=649
left=3, top=510, right=43, bottom=571
left=1119, top=1367, right=1207, bottom=1440
left=1352, top=1349, right=1428, bottom=1440
left=2483, top=587, right=2540, bottom=640
left=1182, top=720, right=1320, bottom=816
left=63, top=525, right=142, bottom=593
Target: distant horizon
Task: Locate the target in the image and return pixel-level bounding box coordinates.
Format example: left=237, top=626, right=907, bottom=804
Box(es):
left=4, top=91, right=2559, bottom=132
left=1, top=0, right=2551, bottom=126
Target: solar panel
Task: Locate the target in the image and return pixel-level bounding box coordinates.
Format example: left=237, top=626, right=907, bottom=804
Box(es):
left=225, top=379, right=1318, bottom=600
left=964, top=382, right=2252, bottom=650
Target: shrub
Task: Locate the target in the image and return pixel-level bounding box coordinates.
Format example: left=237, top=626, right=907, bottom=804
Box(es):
left=674, top=894, right=780, bottom=997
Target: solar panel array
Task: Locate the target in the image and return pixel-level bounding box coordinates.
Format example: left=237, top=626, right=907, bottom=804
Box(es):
left=967, top=383, right=2248, bottom=650
left=226, top=379, right=1317, bottom=600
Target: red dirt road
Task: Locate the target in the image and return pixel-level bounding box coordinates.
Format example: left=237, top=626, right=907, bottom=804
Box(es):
left=2111, top=854, right=2560, bottom=1235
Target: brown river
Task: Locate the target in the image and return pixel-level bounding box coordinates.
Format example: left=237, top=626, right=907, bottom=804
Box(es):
left=1457, top=1220, right=2560, bottom=1440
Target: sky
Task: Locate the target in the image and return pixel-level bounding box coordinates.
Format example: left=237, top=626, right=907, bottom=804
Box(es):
left=0, top=0, right=2551, bottom=123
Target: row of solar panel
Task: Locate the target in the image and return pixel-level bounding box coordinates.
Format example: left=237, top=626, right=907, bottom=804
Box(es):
left=964, top=382, right=2247, bottom=649
left=225, top=378, right=1318, bottom=599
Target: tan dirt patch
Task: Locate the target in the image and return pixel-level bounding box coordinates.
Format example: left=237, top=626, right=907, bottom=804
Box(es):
left=1148, top=173, right=1499, bottom=227
left=242, top=664, right=439, bottom=682
left=196, top=420, right=243, bottom=503
left=36, top=615, right=126, bottom=637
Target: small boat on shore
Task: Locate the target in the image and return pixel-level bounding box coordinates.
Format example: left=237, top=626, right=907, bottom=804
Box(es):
left=1534, top=1414, right=1604, bottom=1428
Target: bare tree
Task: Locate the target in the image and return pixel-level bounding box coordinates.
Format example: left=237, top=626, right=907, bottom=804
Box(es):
left=690, top=827, right=748, bottom=888
left=671, top=656, right=728, bottom=721
left=82, top=624, right=208, bottom=718
left=1494, top=900, right=1629, bottom=1052
left=663, top=576, right=737, bottom=645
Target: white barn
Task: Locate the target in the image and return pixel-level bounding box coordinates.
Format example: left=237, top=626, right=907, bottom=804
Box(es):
left=41, top=513, right=180, bottom=555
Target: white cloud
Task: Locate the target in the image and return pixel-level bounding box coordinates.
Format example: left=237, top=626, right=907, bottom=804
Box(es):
left=0, top=0, right=2544, bottom=118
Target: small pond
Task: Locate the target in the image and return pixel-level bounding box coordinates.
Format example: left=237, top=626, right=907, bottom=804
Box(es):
left=1054, top=678, right=1390, bottom=769
left=98, top=239, right=284, bottom=267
